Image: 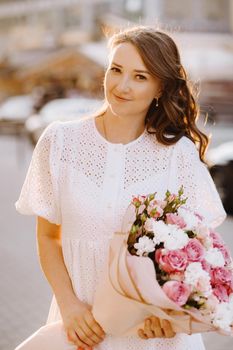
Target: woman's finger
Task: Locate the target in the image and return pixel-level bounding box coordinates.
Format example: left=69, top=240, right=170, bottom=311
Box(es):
left=161, top=319, right=176, bottom=338
left=150, top=316, right=164, bottom=338
left=84, top=311, right=105, bottom=338
left=137, top=328, right=148, bottom=339
left=73, top=327, right=95, bottom=347
left=144, top=319, right=155, bottom=338
left=81, top=320, right=104, bottom=344
left=66, top=329, right=87, bottom=348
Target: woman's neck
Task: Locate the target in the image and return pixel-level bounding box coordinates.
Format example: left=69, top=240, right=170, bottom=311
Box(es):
left=96, top=109, right=146, bottom=145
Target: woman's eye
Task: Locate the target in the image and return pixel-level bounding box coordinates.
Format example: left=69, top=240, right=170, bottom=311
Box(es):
left=136, top=74, right=147, bottom=80
left=110, top=67, right=121, bottom=73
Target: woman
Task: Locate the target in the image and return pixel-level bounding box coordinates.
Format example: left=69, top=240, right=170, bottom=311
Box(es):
left=15, top=26, right=226, bottom=350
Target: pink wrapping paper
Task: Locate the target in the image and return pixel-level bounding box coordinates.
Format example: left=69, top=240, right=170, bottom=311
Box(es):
left=92, top=232, right=230, bottom=336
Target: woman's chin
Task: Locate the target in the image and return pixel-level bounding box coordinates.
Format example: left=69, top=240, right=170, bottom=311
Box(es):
left=109, top=103, right=132, bottom=118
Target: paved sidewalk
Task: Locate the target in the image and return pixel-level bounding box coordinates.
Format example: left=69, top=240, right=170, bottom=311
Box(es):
left=0, top=135, right=52, bottom=350
left=0, top=130, right=233, bottom=350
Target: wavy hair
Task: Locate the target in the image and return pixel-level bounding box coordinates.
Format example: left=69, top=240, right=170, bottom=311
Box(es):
left=99, top=26, right=209, bottom=162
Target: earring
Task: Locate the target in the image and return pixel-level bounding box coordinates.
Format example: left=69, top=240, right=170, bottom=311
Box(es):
left=155, top=97, right=159, bottom=107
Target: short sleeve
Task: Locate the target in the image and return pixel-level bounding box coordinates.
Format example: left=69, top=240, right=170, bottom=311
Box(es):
left=15, top=122, right=62, bottom=225
left=174, top=137, right=226, bottom=228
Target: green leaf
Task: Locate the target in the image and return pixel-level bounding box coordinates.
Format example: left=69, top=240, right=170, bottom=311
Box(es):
left=148, top=193, right=156, bottom=201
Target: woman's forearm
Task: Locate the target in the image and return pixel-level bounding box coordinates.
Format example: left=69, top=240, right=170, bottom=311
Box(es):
left=37, top=235, right=80, bottom=310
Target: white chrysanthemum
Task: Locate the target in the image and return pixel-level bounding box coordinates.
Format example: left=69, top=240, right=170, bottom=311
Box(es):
left=178, top=207, right=199, bottom=230
left=212, top=302, right=233, bottom=331
left=203, top=235, right=213, bottom=249
left=205, top=247, right=225, bottom=267
left=163, top=224, right=189, bottom=250
left=184, top=262, right=210, bottom=289
left=198, top=276, right=213, bottom=297
left=144, top=218, right=155, bottom=232
left=134, top=236, right=155, bottom=256
left=152, top=220, right=170, bottom=245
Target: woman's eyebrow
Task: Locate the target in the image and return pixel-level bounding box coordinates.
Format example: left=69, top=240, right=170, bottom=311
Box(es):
left=111, top=62, right=150, bottom=74
left=134, top=69, right=150, bottom=74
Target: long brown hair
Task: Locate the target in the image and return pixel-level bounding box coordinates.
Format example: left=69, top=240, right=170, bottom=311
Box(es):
left=99, top=26, right=209, bottom=162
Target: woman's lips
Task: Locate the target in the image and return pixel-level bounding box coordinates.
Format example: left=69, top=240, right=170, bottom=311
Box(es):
left=113, top=93, right=132, bottom=102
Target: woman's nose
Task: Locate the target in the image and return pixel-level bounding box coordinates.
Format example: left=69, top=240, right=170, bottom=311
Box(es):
left=117, top=75, right=131, bottom=92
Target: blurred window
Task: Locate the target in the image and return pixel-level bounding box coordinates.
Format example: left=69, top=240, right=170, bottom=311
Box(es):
left=203, top=0, right=227, bottom=21
left=163, top=0, right=192, bottom=20
left=123, top=0, right=143, bottom=19
left=63, top=6, right=81, bottom=28
left=155, top=0, right=230, bottom=32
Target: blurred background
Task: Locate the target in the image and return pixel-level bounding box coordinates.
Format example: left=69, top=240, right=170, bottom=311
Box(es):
left=0, top=1, right=232, bottom=349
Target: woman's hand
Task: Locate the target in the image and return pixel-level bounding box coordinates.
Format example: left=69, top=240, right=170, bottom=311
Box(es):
left=60, top=298, right=106, bottom=350
left=138, top=316, right=176, bottom=339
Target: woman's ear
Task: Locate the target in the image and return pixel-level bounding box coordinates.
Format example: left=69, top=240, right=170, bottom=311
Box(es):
left=155, top=91, right=162, bottom=99
left=157, top=83, right=164, bottom=98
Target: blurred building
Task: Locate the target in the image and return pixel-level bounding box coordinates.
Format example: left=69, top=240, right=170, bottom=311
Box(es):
left=0, top=0, right=232, bottom=51
left=0, top=0, right=110, bottom=100
left=144, top=0, right=232, bottom=32
left=0, top=0, right=232, bottom=120
left=104, top=0, right=233, bottom=33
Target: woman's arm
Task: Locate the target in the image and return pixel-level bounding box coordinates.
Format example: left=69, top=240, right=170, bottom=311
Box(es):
left=37, top=217, right=75, bottom=309
left=36, top=216, right=105, bottom=349
left=37, top=218, right=175, bottom=342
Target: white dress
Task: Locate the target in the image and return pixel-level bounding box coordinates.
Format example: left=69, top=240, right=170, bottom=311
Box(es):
left=16, top=116, right=226, bottom=350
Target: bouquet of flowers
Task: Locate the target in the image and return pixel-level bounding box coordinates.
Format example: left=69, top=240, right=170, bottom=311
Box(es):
left=92, top=187, right=233, bottom=336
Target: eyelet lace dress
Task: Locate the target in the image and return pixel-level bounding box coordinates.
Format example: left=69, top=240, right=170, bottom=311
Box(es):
left=15, top=116, right=226, bottom=350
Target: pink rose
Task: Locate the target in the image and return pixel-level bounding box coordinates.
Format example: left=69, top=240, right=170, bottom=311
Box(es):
left=209, top=230, right=232, bottom=265
left=213, top=284, right=229, bottom=303
left=201, top=260, right=212, bottom=274
left=132, top=197, right=142, bottom=207
left=166, top=213, right=186, bottom=229
left=163, top=281, right=191, bottom=306
left=169, top=272, right=184, bottom=282
left=138, top=204, right=146, bottom=215
left=167, top=194, right=177, bottom=202
left=184, top=239, right=205, bottom=262
left=211, top=267, right=233, bottom=289
left=155, top=249, right=188, bottom=273
left=211, top=240, right=232, bottom=266
left=217, top=244, right=232, bottom=266
left=156, top=200, right=167, bottom=209
left=209, top=230, right=223, bottom=244
left=147, top=201, right=164, bottom=218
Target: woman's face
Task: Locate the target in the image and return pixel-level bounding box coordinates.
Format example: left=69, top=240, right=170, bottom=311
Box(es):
left=104, top=42, right=161, bottom=120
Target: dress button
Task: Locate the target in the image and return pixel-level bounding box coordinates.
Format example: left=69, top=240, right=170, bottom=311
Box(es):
left=110, top=174, right=115, bottom=179
left=107, top=203, right=112, bottom=209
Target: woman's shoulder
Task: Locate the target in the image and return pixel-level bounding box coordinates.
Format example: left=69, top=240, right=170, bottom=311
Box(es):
left=49, top=115, right=93, bottom=132
left=151, top=134, right=197, bottom=154
left=175, top=135, right=198, bottom=154
left=172, top=135, right=201, bottom=165
left=175, top=135, right=195, bottom=147
left=42, top=116, right=93, bottom=139
left=35, top=116, right=94, bottom=152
